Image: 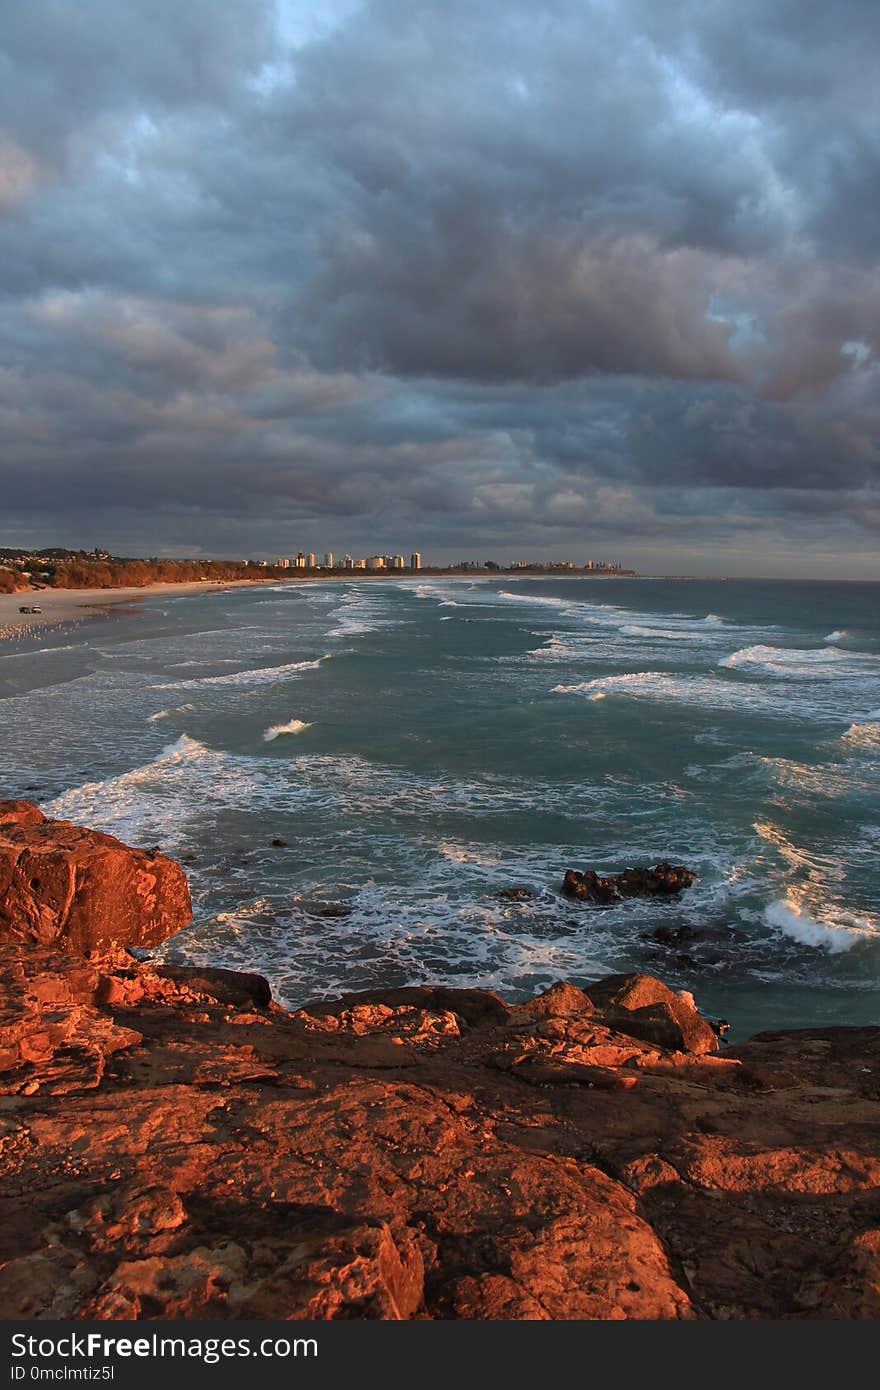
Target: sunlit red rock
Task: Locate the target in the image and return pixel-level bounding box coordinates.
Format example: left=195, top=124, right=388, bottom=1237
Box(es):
left=0, top=800, right=191, bottom=953
left=1, top=809, right=878, bottom=1320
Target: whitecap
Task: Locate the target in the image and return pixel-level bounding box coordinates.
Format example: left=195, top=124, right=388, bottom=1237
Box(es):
left=765, top=896, right=878, bottom=954
left=841, top=721, right=880, bottom=752
left=263, top=718, right=313, bottom=741
left=619, top=623, right=711, bottom=641
left=719, top=643, right=878, bottom=677
left=148, top=702, right=195, bottom=723
left=157, top=653, right=332, bottom=690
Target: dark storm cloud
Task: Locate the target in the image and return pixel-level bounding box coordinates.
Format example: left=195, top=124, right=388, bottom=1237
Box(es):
left=0, top=0, right=878, bottom=573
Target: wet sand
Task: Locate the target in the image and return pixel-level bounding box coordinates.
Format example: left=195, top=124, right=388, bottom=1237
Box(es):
left=0, top=580, right=260, bottom=645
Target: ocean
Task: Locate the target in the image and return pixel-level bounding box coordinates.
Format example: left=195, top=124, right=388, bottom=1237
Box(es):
left=1, top=575, right=878, bottom=1039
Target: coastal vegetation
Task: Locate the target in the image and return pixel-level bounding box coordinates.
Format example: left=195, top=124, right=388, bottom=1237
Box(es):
left=0, top=568, right=29, bottom=594
left=0, top=548, right=634, bottom=591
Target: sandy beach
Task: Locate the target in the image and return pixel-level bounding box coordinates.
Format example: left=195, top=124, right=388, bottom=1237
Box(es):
left=0, top=580, right=257, bottom=644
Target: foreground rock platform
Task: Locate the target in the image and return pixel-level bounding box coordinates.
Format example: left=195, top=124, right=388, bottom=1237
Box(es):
left=1, top=802, right=878, bottom=1320
left=1, top=945, right=879, bottom=1320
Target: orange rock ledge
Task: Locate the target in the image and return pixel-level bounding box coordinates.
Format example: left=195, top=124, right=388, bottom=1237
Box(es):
left=0, top=801, right=878, bottom=1320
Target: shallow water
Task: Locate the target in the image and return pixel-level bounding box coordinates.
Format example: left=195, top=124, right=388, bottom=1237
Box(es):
left=1, top=575, right=878, bottom=1040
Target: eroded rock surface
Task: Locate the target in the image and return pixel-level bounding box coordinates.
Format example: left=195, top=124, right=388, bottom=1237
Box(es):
left=0, top=801, right=191, bottom=953
left=1, top=808, right=877, bottom=1320
left=1, top=944, right=878, bottom=1320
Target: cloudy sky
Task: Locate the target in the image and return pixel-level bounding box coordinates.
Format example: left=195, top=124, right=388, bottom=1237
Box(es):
left=1, top=0, right=878, bottom=575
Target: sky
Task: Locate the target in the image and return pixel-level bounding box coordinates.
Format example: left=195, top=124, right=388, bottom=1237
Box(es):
left=0, top=0, right=878, bottom=576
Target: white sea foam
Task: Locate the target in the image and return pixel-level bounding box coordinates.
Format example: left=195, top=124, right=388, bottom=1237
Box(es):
left=0, top=643, right=80, bottom=660
left=841, top=721, right=880, bottom=752
left=553, top=671, right=717, bottom=701
left=157, top=653, right=332, bottom=690
left=42, top=734, right=319, bottom=847
left=549, top=669, right=874, bottom=722
left=496, top=589, right=575, bottom=610
left=263, top=718, right=313, bottom=741
left=765, top=895, right=878, bottom=954
left=618, top=623, right=713, bottom=641
left=825, top=630, right=845, bottom=643
left=753, top=820, right=845, bottom=882
left=148, top=702, right=195, bottom=723
left=327, top=589, right=402, bottom=638
left=719, top=643, right=879, bottom=677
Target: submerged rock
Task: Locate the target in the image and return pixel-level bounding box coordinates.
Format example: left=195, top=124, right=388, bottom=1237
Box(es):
left=651, top=924, right=697, bottom=947
left=562, top=862, right=696, bottom=904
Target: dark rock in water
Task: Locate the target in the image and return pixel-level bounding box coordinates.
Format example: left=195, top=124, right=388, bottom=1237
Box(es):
left=301, top=901, right=352, bottom=919
left=271, top=838, right=288, bottom=848
left=499, top=886, right=534, bottom=902
left=562, top=862, right=696, bottom=905
left=710, top=1018, right=731, bottom=1039
left=651, top=924, right=697, bottom=947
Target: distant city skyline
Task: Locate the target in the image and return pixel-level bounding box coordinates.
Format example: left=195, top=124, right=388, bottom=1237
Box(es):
left=0, top=3, right=877, bottom=581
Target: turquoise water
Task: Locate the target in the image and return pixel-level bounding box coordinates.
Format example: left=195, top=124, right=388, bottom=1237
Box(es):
left=1, top=576, right=878, bottom=1039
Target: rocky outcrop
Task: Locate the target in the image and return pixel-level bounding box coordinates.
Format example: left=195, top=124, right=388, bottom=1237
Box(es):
left=582, top=973, right=719, bottom=1055
left=2, top=809, right=879, bottom=1320
left=562, top=862, right=696, bottom=904
left=1, top=939, right=879, bottom=1319
left=0, top=800, right=191, bottom=953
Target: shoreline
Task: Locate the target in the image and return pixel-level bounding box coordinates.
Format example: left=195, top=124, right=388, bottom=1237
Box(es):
left=0, top=578, right=267, bottom=645
left=0, top=571, right=631, bottom=646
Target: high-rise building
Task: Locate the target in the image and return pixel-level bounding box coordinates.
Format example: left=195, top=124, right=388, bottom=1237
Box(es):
left=307, top=553, right=316, bottom=568
left=295, top=552, right=306, bottom=568
left=277, top=557, right=291, bottom=568
left=366, top=555, right=386, bottom=570
left=410, top=552, right=422, bottom=570
left=342, top=554, right=353, bottom=569
left=324, top=552, right=334, bottom=569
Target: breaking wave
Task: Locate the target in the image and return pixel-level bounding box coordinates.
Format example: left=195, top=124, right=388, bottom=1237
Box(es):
left=157, top=654, right=332, bottom=690
left=841, top=721, right=880, bottom=752
left=263, top=718, right=313, bottom=741
left=765, top=895, right=878, bottom=954
left=719, top=644, right=879, bottom=677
